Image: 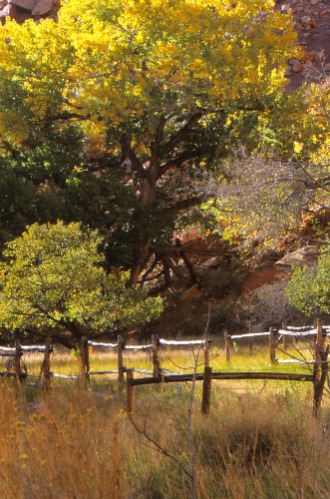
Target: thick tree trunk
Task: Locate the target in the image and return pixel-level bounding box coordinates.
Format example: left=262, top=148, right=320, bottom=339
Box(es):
left=126, top=113, right=204, bottom=285
left=130, top=241, right=152, bottom=286
left=130, top=146, right=160, bottom=286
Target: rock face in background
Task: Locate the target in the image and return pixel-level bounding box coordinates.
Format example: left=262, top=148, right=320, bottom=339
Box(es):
left=276, top=0, right=330, bottom=90
left=0, top=0, right=59, bottom=23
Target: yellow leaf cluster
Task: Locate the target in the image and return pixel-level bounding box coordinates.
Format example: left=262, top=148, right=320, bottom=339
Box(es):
left=0, top=0, right=299, bottom=151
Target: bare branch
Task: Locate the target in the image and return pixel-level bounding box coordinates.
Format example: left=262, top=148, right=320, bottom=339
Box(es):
left=164, top=196, right=205, bottom=217
left=128, top=415, right=193, bottom=480
left=162, top=112, right=204, bottom=155
left=120, top=136, right=147, bottom=178
left=158, top=149, right=206, bottom=178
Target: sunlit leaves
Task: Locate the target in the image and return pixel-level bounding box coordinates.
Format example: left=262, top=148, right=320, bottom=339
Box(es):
left=0, top=0, right=300, bottom=154
left=0, top=0, right=310, bottom=284
left=286, top=252, right=330, bottom=316
left=0, top=222, right=163, bottom=338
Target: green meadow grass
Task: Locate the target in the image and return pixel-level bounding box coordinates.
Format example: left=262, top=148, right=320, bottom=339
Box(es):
left=17, top=338, right=316, bottom=395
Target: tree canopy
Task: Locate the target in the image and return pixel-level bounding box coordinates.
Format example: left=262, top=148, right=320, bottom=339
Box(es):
left=0, top=0, right=302, bottom=285
left=0, top=0, right=328, bottom=338
left=0, top=222, right=163, bottom=345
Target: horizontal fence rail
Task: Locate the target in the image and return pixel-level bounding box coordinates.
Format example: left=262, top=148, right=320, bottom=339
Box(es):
left=87, top=338, right=207, bottom=350
left=126, top=367, right=316, bottom=416
left=127, top=371, right=314, bottom=386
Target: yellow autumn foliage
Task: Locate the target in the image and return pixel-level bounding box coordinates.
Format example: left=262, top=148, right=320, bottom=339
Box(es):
left=0, top=0, right=300, bottom=153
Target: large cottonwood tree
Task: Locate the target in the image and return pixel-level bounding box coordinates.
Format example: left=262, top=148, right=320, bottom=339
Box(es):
left=0, top=0, right=301, bottom=284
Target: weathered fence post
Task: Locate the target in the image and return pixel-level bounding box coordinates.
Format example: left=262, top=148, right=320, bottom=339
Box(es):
left=282, top=323, right=288, bottom=351
left=248, top=322, right=254, bottom=353
left=224, top=330, right=231, bottom=362
left=269, top=327, right=276, bottom=364
left=40, top=337, right=52, bottom=391
left=316, top=318, right=325, bottom=352
left=80, top=336, right=90, bottom=387
left=202, top=366, right=212, bottom=415
left=126, top=368, right=135, bottom=415
left=14, top=337, right=22, bottom=383
left=314, top=319, right=325, bottom=390
left=313, top=319, right=328, bottom=417
left=117, top=335, right=125, bottom=385
left=152, top=334, right=161, bottom=376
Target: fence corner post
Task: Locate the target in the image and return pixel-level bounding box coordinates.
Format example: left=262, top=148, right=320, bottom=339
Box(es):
left=79, top=336, right=90, bottom=387
left=313, top=320, right=328, bottom=417
left=126, top=368, right=135, bottom=416
left=202, top=366, right=212, bottom=415
left=41, top=337, right=52, bottom=391
left=117, top=334, right=125, bottom=385
left=14, top=337, right=22, bottom=383
left=316, top=318, right=325, bottom=351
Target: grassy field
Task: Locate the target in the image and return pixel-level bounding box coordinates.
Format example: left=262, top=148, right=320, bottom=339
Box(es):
left=0, top=340, right=327, bottom=498
left=18, top=336, right=316, bottom=374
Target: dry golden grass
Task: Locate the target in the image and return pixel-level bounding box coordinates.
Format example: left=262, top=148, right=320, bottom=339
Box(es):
left=0, top=343, right=327, bottom=498
left=0, top=377, right=326, bottom=498
left=0, top=385, right=126, bottom=498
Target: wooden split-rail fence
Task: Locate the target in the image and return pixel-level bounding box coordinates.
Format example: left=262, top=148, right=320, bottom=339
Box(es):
left=80, top=334, right=210, bottom=385
left=0, top=334, right=210, bottom=391
left=126, top=320, right=330, bottom=418
left=0, top=337, right=54, bottom=389
left=0, top=322, right=328, bottom=417
left=223, top=319, right=330, bottom=365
